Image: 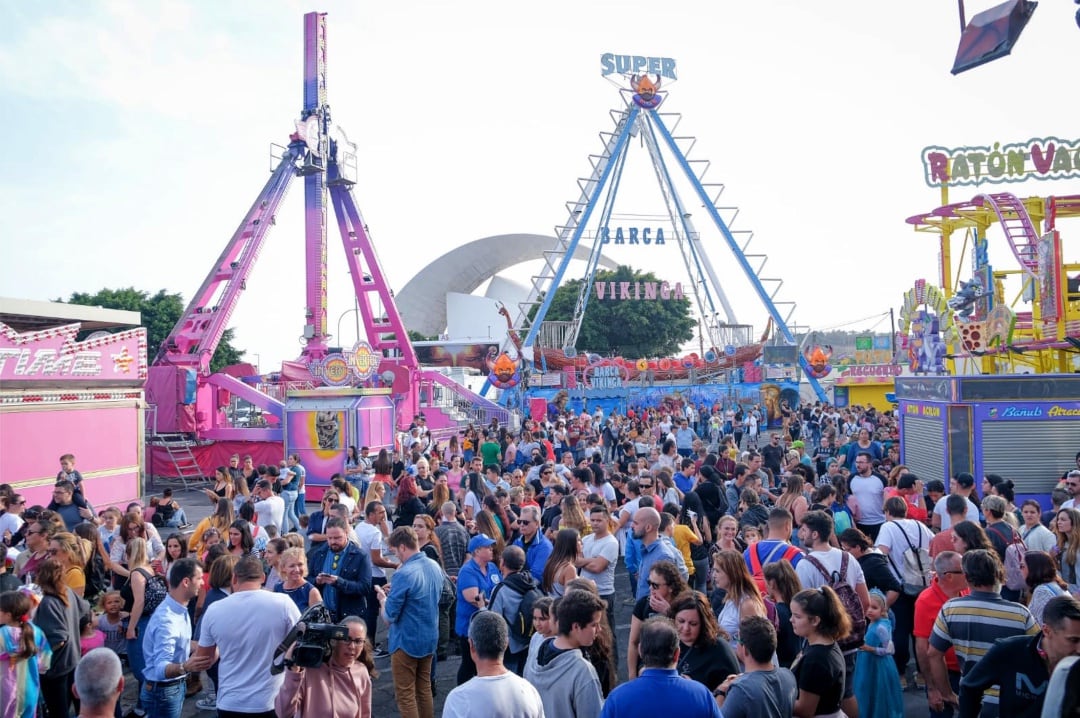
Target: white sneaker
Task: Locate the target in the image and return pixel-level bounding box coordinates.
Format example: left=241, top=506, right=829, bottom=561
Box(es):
left=195, top=692, right=216, bottom=711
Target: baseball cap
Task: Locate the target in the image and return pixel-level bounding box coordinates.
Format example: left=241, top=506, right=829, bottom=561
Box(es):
left=468, top=534, right=497, bottom=553
left=954, top=472, right=975, bottom=488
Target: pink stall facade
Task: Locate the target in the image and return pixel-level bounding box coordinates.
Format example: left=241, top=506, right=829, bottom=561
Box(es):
left=0, top=304, right=147, bottom=509
left=284, top=387, right=396, bottom=502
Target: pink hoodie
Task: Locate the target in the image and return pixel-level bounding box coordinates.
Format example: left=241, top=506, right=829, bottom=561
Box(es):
left=274, top=660, right=372, bottom=718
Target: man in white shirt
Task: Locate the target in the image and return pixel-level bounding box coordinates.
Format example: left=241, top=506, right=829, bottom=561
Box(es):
left=1061, top=470, right=1080, bottom=510
left=443, top=610, right=543, bottom=718
left=356, top=501, right=396, bottom=656
left=252, top=479, right=285, bottom=535
left=795, top=510, right=870, bottom=718
left=848, top=451, right=886, bottom=541
left=195, top=556, right=301, bottom=715
left=932, top=472, right=980, bottom=531
left=578, top=504, right=620, bottom=653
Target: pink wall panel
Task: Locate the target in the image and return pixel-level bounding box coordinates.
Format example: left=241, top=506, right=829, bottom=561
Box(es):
left=0, top=403, right=142, bottom=507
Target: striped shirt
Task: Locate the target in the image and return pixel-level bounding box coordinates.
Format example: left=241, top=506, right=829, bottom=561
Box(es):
left=929, top=590, right=1039, bottom=707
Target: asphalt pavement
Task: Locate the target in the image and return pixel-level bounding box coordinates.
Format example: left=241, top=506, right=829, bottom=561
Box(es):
left=132, top=487, right=929, bottom=717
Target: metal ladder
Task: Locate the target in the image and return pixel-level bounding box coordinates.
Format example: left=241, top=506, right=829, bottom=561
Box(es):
left=151, top=437, right=207, bottom=492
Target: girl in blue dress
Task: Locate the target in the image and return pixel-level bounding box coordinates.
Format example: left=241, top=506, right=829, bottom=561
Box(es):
left=853, top=588, right=903, bottom=718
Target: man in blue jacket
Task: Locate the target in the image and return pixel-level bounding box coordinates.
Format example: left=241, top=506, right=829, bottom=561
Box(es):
left=308, top=517, right=372, bottom=622
left=512, top=505, right=552, bottom=582
left=377, top=526, right=444, bottom=718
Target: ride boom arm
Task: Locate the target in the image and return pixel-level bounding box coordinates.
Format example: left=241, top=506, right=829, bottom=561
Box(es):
left=155, top=146, right=300, bottom=374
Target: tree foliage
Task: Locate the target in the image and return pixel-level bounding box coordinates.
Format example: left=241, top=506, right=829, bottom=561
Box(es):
left=535, top=265, right=695, bottom=359
left=62, top=287, right=245, bottom=373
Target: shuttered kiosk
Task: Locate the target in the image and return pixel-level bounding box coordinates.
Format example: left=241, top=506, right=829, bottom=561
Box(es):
left=897, top=375, right=1080, bottom=508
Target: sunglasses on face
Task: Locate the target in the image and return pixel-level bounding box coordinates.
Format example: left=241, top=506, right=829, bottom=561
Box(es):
left=647, top=580, right=667, bottom=589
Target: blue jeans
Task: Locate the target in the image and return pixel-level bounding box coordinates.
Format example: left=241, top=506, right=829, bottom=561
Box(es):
left=126, top=616, right=151, bottom=709
left=140, top=679, right=186, bottom=718
left=297, top=489, right=307, bottom=515
left=281, top=490, right=300, bottom=532
left=164, top=509, right=189, bottom=527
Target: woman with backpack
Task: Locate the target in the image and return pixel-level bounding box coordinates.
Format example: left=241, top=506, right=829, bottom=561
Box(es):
left=121, top=536, right=167, bottom=715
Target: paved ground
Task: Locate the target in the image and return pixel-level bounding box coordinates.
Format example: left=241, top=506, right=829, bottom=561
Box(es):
left=130, top=486, right=929, bottom=717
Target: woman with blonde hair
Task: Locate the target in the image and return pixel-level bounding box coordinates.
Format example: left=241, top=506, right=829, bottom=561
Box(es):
left=274, top=546, right=322, bottom=612
left=121, top=537, right=159, bottom=710
left=412, top=514, right=443, bottom=566
left=189, top=496, right=234, bottom=558
left=48, top=531, right=89, bottom=598
left=364, top=480, right=387, bottom=511
left=711, top=549, right=767, bottom=642
left=557, top=494, right=589, bottom=536
left=715, top=515, right=745, bottom=554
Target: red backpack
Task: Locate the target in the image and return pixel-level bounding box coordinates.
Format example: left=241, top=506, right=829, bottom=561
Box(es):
left=748, top=541, right=803, bottom=595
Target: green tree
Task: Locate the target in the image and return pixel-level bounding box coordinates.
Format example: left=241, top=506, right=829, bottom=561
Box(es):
left=407, top=329, right=439, bottom=342
left=61, top=287, right=245, bottom=373
left=534, top=265, right=695, bottom=359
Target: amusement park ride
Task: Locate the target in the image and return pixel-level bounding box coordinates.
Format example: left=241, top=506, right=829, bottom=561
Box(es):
left=497, top=56, right=830, bottom=404
left=903, top=149, right=1080, bottom=376
left=147, top=13, right=506, bottom=482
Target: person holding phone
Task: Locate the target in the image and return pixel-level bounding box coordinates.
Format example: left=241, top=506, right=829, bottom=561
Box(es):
left=307, top=518, right=372, bottom=623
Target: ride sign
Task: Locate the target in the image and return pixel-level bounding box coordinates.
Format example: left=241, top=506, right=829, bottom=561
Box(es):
left=0, top=322, right=147, bottom=382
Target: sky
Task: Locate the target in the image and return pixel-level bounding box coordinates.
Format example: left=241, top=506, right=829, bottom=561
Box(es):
left=2, top=0, right=1078, bottom=371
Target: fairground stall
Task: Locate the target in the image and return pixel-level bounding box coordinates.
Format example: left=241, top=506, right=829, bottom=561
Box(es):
left=0, top=298, right=147, bottom=508
left=897, top=138, right=1080, bottom=507
left=897, top=375, right=1080, bottom=507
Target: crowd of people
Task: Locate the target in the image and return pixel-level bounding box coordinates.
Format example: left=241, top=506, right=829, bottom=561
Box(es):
left=3, top=403, right=1080, bottom=718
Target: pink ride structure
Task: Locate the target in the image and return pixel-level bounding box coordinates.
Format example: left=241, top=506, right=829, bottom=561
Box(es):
left=147, top=12, right=504, bottom=488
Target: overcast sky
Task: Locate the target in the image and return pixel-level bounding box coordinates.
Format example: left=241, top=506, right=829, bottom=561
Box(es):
left=2, top=0, right=1078, bottom=370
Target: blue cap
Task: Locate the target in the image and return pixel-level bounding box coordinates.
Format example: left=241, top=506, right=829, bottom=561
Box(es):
left=468, top=534, right=496, bottom=553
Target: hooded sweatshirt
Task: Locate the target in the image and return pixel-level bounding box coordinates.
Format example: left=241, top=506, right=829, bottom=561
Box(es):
left=524, top=636, right=604, bottom=718
left=274, top=660, right=372, bottom=718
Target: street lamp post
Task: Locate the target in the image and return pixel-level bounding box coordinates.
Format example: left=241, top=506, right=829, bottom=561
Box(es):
left=337, top=308, right=359, bottom=347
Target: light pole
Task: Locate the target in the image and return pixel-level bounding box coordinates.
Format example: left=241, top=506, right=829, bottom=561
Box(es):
left=253, top=353, right=261, bottom=372
left=337, top=307, right=359, bottom=347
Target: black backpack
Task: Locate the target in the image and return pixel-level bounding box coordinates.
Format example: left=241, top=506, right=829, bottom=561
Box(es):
left=490, top=571, right=544, bottom=644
